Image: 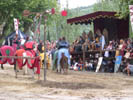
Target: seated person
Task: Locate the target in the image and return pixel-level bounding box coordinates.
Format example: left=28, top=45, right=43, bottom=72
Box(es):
left=124, top=59, right=133, bottom=76
left=74, top=36, right=84, bottom=52
left=77, top=58, right=83, bottom=70
left=85, top=61, right=93, bottom=71
left=82, top=39, right=90, bottom=51
left=95, top=38, right=101, bottom=50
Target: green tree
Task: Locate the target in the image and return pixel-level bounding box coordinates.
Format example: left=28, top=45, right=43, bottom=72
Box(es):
left=93, top=0, right=133, bottom=38
left=0, top=0, right=58, bottom=44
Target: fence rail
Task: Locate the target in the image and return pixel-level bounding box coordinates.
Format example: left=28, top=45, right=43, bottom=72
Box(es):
left=0, top=56, right=38, bottom=59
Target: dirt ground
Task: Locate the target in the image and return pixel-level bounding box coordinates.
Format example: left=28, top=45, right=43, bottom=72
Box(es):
left=0, top=64, right=133, bottom=100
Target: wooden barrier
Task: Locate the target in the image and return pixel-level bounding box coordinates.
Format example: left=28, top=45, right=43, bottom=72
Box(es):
left=0, top=56, right=39, bottom=59
left=71, top=49, right=133, bottom=65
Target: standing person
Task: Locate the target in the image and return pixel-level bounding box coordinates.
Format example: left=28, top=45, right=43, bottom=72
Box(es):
left=88, top=31, right=94, bottom=42
left=98, top=31, right=105, bottom=50
left=114, top=51, right=122, bottom=73
left=119, top=39, right=127, bottom=57
left=37, top=40, right=43, bottom=53
left=25, top=36, right=29, bottom=42
left=13, top=34, right=21, bottom=50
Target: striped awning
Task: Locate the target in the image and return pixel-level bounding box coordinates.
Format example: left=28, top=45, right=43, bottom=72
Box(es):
left=67, top=11, right=117, bottom=25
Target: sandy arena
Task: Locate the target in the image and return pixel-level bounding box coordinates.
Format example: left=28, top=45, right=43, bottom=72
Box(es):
left=0, top=64, right=133, bottom=100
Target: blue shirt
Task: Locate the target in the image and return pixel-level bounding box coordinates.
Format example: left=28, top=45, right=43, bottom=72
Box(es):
left=115, top=56, right=122, bottom=65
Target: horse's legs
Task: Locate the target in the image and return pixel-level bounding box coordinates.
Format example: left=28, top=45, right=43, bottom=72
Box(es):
left=59, top=65, right=62, bottom=73
left=15, top=63, right=18, bottom=78
left=38, top=74, right=40, bottom=80
left=57, top=64, right=61, bottom=73
left=14, top=63, right=16, bottom=71
left=27, top=68, right=34, bottom=79
left=62, top=66, right=65, bottom=74
left=127, top=68, right=130, bottom=76
left=55, top=59, right=58, bottom=73
left=22, top=66, right=25, bottom=75
left=1, top=64, right=4, bottom=70
left=22, top=65, right=27, bottom=75
left=66, top=67, right=68, bottom=74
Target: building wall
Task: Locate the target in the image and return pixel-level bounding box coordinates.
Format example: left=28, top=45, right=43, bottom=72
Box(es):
left=93, top=17, right=129, bottom=41
left=117, top=18, right=129, bottom=39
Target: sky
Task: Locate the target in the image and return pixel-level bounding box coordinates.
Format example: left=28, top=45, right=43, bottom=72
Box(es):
left=59, top=0, right=97, bottom=9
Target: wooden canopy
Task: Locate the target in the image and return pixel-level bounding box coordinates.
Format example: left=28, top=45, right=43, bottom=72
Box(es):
left=67, top=11, right=129, bottom=40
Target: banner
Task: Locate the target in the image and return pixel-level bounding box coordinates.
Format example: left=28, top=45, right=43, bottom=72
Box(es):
left=114, top=56, right=122, bottom=73
left=14, top=18, right=19, bottom=34
left=95, top=57, right=103, bottom=73
left=129, top=5, right=133, bottom=32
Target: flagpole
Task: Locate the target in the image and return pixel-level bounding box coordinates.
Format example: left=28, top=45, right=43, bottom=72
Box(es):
left=38, top=14, right=42, bottom=41
left=43, top=15, right=47, bottom=81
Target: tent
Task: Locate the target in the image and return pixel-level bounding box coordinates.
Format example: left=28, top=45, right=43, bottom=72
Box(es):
left=5, top=30, right=27, bottom=40
left=4, top=30, right=27, bottom=46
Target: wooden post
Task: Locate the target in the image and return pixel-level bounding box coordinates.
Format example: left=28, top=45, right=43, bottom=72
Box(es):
left=44, top=16, right=47, bottom=81
left=83, top=45, right=85, bottom=70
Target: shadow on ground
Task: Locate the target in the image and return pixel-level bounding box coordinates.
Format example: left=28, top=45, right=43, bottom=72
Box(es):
left=35, top=80, right=105, bottom=89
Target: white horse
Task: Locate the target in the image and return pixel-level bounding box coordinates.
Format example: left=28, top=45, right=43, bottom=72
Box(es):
left=15, top=49, right=40, bottom=80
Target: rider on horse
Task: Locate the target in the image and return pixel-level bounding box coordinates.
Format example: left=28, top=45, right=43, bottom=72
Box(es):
left=57, top=37, right=70, bottom=72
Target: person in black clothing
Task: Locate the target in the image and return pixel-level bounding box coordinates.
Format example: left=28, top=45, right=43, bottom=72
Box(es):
left=56, top=38, right=62, bottom=49
left=37, top=40, right=43, bottom=53
left=74, top=36, right=85, bottom=52
left=57, top=36, right=70, bottom=72
left=13, top=34, right=21, bottom=50
left=58, top=37, right=69, bottom=49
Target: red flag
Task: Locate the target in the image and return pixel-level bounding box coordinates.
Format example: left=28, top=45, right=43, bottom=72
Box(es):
left=61, top=10, right=67, bottom=16
left=51, top=8, right=55, bottom=14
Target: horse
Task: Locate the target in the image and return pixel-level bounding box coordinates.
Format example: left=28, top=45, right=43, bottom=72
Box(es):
left=1, top=64, right=4, bottom=69
left=15, top=46, right=40, bottom=80
left=0, top=42, right=40, bottom=79
left=52, top=50, right=58, bottom=71
left=55, top=48, right=70, bottom=74
left=60, top=53, right=68, bottom=74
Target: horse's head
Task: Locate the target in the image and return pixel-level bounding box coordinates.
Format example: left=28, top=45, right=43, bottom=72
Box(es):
left=61, top=52, right=65, bottom=57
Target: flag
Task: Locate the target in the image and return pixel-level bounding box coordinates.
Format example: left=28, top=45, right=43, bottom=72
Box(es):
left=129, top=5, right=133, bottom=31
left=61, top=10, right=67, bottom=16
left=51, top=8, right=55, bottom=14
left=14, top=18, right=19, bottom=34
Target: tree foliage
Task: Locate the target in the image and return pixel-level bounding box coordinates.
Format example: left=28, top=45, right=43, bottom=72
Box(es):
left=45, top=6, right=93, bottom=43
left=0, top=0, right=57, bottom=44
left=93, top=0, right=133, bottom=18
left=1, top=0, right=132, bottom=44
left=93, top=0, right=133, bottom=38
